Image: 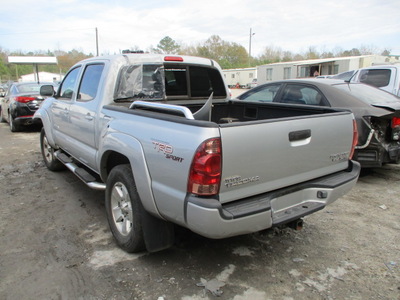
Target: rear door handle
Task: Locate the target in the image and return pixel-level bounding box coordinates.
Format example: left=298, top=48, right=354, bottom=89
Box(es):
left=85, top=114, right=94, bottom=121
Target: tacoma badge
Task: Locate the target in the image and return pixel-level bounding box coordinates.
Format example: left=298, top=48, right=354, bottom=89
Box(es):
left=224, top=175, right=260, bottom=188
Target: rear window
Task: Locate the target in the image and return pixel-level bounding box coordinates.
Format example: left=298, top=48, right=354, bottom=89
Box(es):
left=114, top=63, right=226, bottom=102
left=165, top=65, right=226, bottom=98
left=334, top=83, right=400, bottom=104
left=359, top=69, right=391, bottom=88
left=16, top=83, right=42, bottom=93
left=115, top=64, right=165, bottom=101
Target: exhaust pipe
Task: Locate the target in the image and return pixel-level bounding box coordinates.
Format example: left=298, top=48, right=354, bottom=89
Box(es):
left=287, top=219, right=303, bottom=231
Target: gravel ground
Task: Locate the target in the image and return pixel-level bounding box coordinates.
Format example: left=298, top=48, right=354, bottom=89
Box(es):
left=0, top=122, right=399, bottom=300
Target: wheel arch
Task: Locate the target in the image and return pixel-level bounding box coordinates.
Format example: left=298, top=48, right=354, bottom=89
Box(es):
left=99, top=133, right=161, bottom=218
left=34, top=107, right=56, bottom=146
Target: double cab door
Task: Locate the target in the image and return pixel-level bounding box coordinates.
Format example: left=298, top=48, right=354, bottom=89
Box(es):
left=51, top=63, right=105, bottom=170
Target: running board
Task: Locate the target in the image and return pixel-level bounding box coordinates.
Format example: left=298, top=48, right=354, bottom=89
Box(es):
left=55, top=151, right=106, bottom=190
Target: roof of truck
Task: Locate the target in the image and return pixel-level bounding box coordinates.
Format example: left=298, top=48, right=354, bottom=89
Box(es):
left=79, top=53, right=220, bottom=68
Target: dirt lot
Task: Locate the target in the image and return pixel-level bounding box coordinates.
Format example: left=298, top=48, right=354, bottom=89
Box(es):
left=0, top=122, right=399, bottom=300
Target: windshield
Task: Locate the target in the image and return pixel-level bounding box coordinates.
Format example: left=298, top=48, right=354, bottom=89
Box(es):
left=334, top=83, right=400, bottom=104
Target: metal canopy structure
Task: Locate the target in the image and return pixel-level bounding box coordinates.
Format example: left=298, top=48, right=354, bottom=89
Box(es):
left=8, top=56, right=58, bottom=82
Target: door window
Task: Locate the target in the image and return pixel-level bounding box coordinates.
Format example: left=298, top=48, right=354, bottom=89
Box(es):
left=238, top=84, right=282, bottom=102
left=280, top=84, right=325, bottom=106
left=78, top=64, right=104, bottom=101
left=58, top=67, right=81, bottom=99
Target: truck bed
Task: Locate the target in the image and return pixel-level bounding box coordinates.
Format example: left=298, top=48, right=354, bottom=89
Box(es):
left=106, top=100, right=348, bottom=125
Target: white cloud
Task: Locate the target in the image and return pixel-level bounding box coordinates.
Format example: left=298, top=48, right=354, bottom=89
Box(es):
left=0, top=0, right=399, bottom=55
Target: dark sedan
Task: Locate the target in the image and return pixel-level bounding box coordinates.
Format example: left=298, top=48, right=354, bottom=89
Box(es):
left=236, top=79, right=400, bottom=168
left=0, top=82, right=56, bottom=132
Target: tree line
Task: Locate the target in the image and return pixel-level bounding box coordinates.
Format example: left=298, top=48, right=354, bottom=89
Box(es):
left=0, top=35, right=392, bottom=82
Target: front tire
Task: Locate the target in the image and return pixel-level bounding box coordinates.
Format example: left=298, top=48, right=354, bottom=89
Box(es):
left=40, top=128, right=65, bottom=171
left=105, top=164, right=145, bottom=253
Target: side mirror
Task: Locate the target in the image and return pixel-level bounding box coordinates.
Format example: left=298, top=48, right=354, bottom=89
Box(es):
left=40, top=85, right=55, bottom=97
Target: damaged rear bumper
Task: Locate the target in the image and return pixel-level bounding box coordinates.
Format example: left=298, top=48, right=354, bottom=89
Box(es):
left=184, top=160, right=360, bottom=239
left=354, top=144, right=400, bottom=168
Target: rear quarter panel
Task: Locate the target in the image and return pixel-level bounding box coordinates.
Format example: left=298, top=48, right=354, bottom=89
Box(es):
left=99, top=108, right=220, bottom=225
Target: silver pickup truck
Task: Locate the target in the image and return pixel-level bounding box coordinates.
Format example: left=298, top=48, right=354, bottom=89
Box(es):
left=35, top=53, right=360, bottom=253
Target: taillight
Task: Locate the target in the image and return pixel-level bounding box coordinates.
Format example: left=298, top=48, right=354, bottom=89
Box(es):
left=391, top=117, right=400, bottom=140
left=164, top=56, right=184, bottom=62
left=188, top=138, right=222, bottom=196
left=15, top=96, right=36, bottom=103
left=391, top=117, right=400, bottom=128
left=349, top=119, right=358, bottom=159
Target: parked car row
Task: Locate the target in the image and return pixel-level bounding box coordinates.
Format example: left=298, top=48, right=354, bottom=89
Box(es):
left=0, top=82, right=57, bottom=132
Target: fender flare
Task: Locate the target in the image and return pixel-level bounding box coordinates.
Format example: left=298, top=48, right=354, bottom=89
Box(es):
left=98, top=131, right=161, bottom=218
left=34, top=105, right=56, bottom=147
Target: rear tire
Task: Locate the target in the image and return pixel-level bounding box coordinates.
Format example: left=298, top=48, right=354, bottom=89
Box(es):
left=40, top=128, right=65, bottom=171
left=9, top=115, right=21, bottom=132
left=105, top=164, right=145, bottom=253
left=0, top=107, right=5, bottom=123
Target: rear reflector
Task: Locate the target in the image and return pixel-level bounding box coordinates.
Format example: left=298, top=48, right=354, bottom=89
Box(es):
left=164, top=56, right=184, bottom=62
left=350, top=119, right=359, bottom=159
left=188, top=138, right=222, bottom=196
left=15, top=96, right=36, bottom=103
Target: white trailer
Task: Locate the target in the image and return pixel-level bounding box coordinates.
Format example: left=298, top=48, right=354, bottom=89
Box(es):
left=222, top=67, right=257, bottom=88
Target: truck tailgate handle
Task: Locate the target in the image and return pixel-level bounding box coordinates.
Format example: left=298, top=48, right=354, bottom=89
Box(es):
left=289, top=129, right=311, bottom=142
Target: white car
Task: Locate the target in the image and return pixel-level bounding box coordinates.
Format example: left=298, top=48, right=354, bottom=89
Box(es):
left=246, top=78, right=257, bottom=89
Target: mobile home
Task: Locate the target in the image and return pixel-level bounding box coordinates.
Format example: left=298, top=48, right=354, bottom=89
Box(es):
left=257, top=55, right=398, bottom=84
left=222, top=67, right=257, bottom=88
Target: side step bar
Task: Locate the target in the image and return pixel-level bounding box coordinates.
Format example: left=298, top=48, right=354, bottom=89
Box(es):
left=55, top=151, right=106, bottom=190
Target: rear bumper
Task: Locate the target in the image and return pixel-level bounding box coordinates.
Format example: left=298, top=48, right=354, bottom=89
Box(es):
left=354, top=144, right=400, bottom=168
left=13, top=115, right=42, bottom=126
left=12, top=104, right=41, bottom=126
left=184, top=160, right=360, bottom=239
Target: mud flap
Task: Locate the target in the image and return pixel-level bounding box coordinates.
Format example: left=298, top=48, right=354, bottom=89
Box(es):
left=141, top=208, right=175, bottom=253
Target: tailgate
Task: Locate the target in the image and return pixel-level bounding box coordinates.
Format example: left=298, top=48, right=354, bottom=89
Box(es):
left=218, top=112, right=355, bottom=203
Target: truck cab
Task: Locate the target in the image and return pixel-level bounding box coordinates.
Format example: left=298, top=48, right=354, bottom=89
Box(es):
left=352, top=65, right=400, bottom=96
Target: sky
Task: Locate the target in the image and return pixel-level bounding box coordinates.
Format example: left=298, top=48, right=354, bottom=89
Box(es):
left=0, top=0, right=399, bottom=57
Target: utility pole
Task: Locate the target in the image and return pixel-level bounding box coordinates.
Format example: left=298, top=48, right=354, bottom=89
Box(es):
left=248, top=28, right=255, bottom=67
left=95, top=27, right=99, bottom=56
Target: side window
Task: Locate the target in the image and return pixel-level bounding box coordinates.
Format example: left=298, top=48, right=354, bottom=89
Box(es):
left=283, top=67, right=291, bottom=79
left=58, top=67, right=81, bottom=99
left=239, top=84, right=282, bottom=102
left=78, top=64, right=104, bottom=101
left=359, top=69, right=391, bottom=88
left=280, top=84, right=325, bottom=106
